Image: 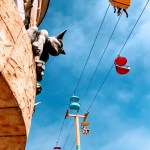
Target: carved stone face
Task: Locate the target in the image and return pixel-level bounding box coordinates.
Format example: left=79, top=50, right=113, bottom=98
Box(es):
left=46, top=30, right=67, bottom=56
left=47, top=37, right=65, bottom=56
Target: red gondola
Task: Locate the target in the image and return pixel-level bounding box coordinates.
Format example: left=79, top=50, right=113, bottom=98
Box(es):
left=114, top=55, right=130, bottom=75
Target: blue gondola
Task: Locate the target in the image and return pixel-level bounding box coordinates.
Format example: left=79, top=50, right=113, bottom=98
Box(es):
left=69, top=95, right=80, bottom=110
left=69, top=102, right=80, bottom=110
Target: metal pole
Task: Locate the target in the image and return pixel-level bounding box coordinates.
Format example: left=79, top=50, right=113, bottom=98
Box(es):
left=75, top=116, right=80, bottom=150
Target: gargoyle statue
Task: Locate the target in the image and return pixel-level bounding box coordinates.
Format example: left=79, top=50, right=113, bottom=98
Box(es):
left=27, top=26, right=67, bottom=95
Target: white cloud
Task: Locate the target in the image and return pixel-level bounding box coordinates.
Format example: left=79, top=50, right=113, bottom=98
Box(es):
left=116, top=90, right=134, bottom=102
left=100, top=127, right=150, bottom=150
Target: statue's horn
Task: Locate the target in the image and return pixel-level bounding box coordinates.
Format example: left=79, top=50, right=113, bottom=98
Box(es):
left=61, top=49, right=66, bottom=55
left=56, top=29, right=67, bottom=40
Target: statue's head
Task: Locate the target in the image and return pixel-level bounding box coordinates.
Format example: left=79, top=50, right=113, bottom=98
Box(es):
left=46, top=30, right=67, bottom=56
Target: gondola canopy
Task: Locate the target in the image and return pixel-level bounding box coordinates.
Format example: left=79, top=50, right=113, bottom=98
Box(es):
left=69, top=95, right=80, bottom=102
left=114, top=56, right=127, bottom=66
left=109, top=0, right=131, bottom=9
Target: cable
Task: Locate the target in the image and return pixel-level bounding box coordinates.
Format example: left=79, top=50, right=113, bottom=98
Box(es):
left=80, top=13, right=122, bottom=107
left=61, top=5, right=118, bottom=149
left=71, top=140, right=76, bottom=150
left=62, top=120, right=74, bottom=150
left=55, top=119, right=65, bottom=146
left=87, top=0, right=150, bottom=112
left=119, top=0, right=150, bottom=55
left=73, top=3, right=110, bottom=95
left=61, top=0, right=149, bottom=150
left=71, top=1, right=149, bottom=148
left=87, top=64, right=114, bottom=111
left=56, top=4, right=111, bottom=148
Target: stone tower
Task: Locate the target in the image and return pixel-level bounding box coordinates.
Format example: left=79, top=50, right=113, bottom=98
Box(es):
left=0, top=0, right=49, bottom=149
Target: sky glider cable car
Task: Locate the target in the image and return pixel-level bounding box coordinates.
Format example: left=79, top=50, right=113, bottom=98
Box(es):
left=81, top=121, right=89, bottom=126
left=109, top=0, right=131, bottom=18
left=109, top=0, right=131, bottom=9
left=53, top=146, right=61, bottom=150
left=114, top=55, right=130, bottom=75
left=81, top=121, right=90, bottom=135
left=69, top=95, right=80, bottom=110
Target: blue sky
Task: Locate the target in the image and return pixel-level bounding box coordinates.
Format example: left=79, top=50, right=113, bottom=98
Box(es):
left=26, top=0, right=150, bottom=150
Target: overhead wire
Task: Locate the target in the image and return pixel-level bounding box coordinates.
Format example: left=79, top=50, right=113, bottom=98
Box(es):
left=86, top=0, right=150, bottom=112
left=62, top=121, right=74, bottom=150
left=72, top=17, right=122, bottom=149
left=71, top=0, right=150, bottom=149
left=55, top=119, right=65, bottom=146
left=119, top=0, right=150, bottom=55
left=71, top=140, right=76, bottom=150
left=87, top=63, right=113, bottom=111
left=73, top=3, right=110, bottom=95
left=54, top=0, right=149, bottom=148
left=80, top=12, right=122, bottom=107
left=54, top=3, right=111, bottom=148
left=59, top=4, right=111, bottom=149
left=68, top=12, right=122, bottom=150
